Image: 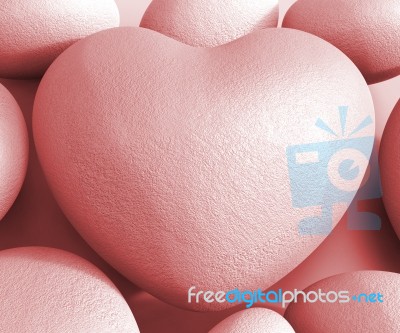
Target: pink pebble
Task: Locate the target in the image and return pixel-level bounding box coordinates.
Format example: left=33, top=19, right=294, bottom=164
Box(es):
left=140, top=0, right=279, bottom=47
left=0, top=79, right=142, bottom=303
left=33, top=27, right=374, bottom=310
left=380, top=100, right=400, bottom=238
left=210, top=308, right=295, bottom=333
left=283, top=0, right=400, bottom=84
left=0, top=0, right=119, bottom=78
left=0, top=83, right=28, bottom=220
left=285, top=271, right=400, bottom=333
left=0, top=247, right=140, bottom=332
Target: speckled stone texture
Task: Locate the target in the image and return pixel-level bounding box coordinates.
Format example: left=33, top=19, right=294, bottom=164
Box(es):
left=209, top=308, right=295, bottom=333
left=380, top=100, right=400, bottom=239
left=0, top=83, right=28, bottom=221
left=33, top=27, right=374, bottom=311
left=141, top=0, right=278, bottom=47
left=0, top=247, right=140, bottom=333
left=285, top=271, right=400, bottom=333
left=283, top=0, right=400, bottom=84
left=0, top=0, right=119, bottom=78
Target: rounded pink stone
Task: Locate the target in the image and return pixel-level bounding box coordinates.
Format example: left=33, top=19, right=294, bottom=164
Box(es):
left=380, top=100, right=400, bottom=238
left=210, top=308, right=295, bottom=333
left=283, top=0, right=400, bottom=84
left=141, top=0, right=279, bottom=47
left=0, top=0, right=119, bottom=78
left=285, top=271, right=400, bottom=333
left=0, top=83, right=28, bottom=221
left=0, top=247, right=140, bottom=333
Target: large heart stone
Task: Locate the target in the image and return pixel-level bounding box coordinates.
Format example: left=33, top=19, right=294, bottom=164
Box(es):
left=33, top=27, right=375, bottom=310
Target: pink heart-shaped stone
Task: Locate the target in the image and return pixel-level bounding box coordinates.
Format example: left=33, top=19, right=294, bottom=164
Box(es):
left=285, top=271, right=400, bottom=333
left=0, top=0, right=119, bottom=78
left=33, top=27, right=375, bottom=310
left=0, top=83, right=28, bottom=220
left=380, top=100, right=400, bottom=239
left=282, top=0, right=400, bottom=84
left=0, top=247, right=139, bottom=333
left=140, top=0, right=279, bottom=47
